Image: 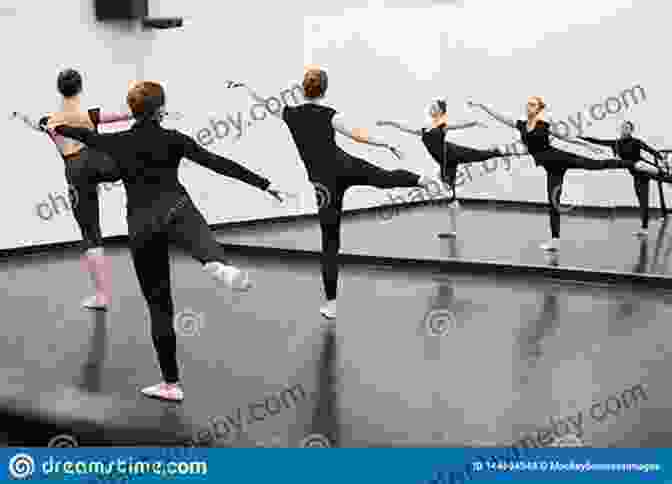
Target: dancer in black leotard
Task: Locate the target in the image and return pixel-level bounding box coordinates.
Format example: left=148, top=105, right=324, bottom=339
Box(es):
left=377, top=98, right=525, bottom=238
left=468, top=97, right=671, bottom=251
left=579, top=121, right=663, bottom=237
left=49, top=81, right=285, bottom=401
left=12, top=69, right=132, bottom=310
left=231, top=68, right=434, bottom=319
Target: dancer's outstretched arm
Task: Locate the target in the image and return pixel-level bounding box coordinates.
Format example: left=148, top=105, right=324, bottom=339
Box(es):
left=376, top=120, right=423, bottom=136
left=377, top=120, right=485, bottom=135
left=577, top=136, right=617, bottom=149
left=10, top=112, right=46, bottom=132
left=332, top=114, right=404, bottom=160
left=179, top=132, right=284, bottom=200
left=226, top=81, right=283, bottom=119
left=466, top=101, right=516, bottom=129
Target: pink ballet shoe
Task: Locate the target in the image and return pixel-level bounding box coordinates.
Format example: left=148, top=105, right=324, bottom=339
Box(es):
left=81, top=251, right=111, bottom=311
left=140, top=382, right=184, bottom=402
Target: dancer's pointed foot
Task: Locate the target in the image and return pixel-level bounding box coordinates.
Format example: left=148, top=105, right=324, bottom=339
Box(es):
left=81, top=294, right=109, bottom=311
left=141, top=382, right=184, bottom=402
left=319, top=300, right=337, bottom=319
left=204, top=262, right=253, bottom=291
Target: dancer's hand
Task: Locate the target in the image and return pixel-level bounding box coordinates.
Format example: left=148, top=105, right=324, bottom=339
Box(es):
left=266, top=188, right=288, bottom=203
left=387, top=145, right=404, bottom=160
left=475, top=121, right=488, bottom=128
left=466, top=101, right=479, bottom=109
left=224, top=80, right=245, bottom=89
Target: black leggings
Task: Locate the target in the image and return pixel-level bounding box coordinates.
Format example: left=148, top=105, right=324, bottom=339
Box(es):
left=129, top=196, right=232, bottom=383
left=441, top=143, right=503, bottom=186
left=64, top=148, right=121, bottom=250
left=315, top=155, right=421, bottom=301
left=538, top=148, right=634, bottom=238
left=630, top=170, right=650, bottom=229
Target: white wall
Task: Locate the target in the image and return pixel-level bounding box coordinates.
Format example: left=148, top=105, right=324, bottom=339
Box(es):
left=1, top=0, right=670, bottom=250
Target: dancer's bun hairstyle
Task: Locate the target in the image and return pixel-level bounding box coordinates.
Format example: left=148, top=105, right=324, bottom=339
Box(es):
left=303, top=69, right=328, bottom=99
left=57, top=69, right=83, bottom=98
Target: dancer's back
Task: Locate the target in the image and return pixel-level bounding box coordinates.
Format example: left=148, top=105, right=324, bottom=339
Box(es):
left=282, top=103, right=344, bottom=180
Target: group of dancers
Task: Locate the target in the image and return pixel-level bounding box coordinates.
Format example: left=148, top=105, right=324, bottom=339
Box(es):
left=11, top=66, right=671, bottom=402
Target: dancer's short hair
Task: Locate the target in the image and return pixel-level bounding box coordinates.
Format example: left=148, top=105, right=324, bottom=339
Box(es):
left=303, top=69, right=328, bottom=99
left=428, top=99, right=447, bottom=117
left=57, top=69, right=83, bottom=98
left=623, top=120, right=635, bottom=131
left=127, top=81, right=165, bottom=118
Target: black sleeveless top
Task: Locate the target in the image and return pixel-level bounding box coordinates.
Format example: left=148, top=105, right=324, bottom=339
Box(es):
left=282, top=103, right=345, bottom=181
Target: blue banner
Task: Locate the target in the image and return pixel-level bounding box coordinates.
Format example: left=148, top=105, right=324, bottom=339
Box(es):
left=1, top=448, right=669, bottom=482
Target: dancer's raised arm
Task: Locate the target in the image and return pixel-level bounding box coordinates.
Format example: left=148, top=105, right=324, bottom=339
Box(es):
left=377, top=119, right=484, bottom=136
left=227, top=80, right=284, bottom=119
left=467, top=101, right=516, bottom=129
left=332, top=114, right=404, bottom=160
left=10, top=111, right=46, bottom=132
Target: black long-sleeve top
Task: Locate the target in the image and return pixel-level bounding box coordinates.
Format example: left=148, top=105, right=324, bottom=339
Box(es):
left=54, top=118, right=270, bottom=236
left=578, top=136, right=661, bottom=162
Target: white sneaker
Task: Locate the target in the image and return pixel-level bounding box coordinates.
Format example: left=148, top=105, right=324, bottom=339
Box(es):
left=540, top=238, right=559, bottom=251
left=203, top=262, right=252, bottom=291
left=319, top=300, right=337, bottom=319
left=140, top=382, right=184, bottom=402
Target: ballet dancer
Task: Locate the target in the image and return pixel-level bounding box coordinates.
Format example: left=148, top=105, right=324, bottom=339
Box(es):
left=377, top=98, right=525, bottom=238
left=579, top=121, right=664, bottom=237
left=12, top=68, right=134, bottom=310
left=229, top=68, right=435, bottom=319
left=49, top=81, right=285, bottom=401
left=468, top=97, right=671, bottom=251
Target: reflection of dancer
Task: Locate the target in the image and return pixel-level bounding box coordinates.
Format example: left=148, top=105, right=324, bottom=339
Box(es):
left=12, top=69, right=132, bottom=309
left=378, top=99, right=524, bottom=238
left=579, top=121, right=663, bottom=237
left=234, top=68, right=434, bottom=319
left=469, top=98, right=671, bottom=251
left=50, top=81, right=285, bottom=401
